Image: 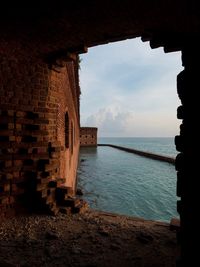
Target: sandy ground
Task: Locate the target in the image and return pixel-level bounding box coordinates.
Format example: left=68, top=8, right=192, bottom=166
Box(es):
left=0, top=209, right=179, bottom=267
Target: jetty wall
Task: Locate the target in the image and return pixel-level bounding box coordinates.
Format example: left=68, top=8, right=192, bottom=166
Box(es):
left=98, top=144, right=175, bottom=164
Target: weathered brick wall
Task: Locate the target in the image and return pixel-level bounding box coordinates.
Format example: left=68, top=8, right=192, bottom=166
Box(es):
left=0, top=41, right=80, bottom=218
left=50, top=61, right=80, bottom=192
left=80, top=127, right=97, bottom=147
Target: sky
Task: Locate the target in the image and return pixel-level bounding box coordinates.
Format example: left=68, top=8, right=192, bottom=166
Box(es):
left=79, top=38, right=183, bottom=137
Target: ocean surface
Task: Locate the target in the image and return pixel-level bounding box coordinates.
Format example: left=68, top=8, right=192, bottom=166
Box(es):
left=77, top=137, right=179, bottom=222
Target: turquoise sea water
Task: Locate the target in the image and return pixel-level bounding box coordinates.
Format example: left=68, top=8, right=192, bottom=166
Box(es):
left=77, top=137, right=179, bottom=222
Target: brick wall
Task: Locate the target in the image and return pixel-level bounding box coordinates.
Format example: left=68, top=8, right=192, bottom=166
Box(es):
left=0, top=41, right=80, bottom=218
left=80, top=127, right=98, bottom=147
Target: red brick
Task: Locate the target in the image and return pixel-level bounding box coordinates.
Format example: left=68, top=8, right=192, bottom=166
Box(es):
left=0, top=48, right=80, bottom=217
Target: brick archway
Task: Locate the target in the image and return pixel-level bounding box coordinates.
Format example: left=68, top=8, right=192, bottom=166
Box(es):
left=1, top=2, right=200, bottom=265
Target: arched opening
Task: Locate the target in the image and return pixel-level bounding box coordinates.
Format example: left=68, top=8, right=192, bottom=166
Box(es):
left=71, top=121, right=74, bottom=154
left=0, top=3, right=199, bottom=265
left=65, top=111, right=69, bottom=148
left=78, top=38, right=182, bottom=222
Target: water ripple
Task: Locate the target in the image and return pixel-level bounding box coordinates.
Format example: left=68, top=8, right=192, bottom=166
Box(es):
left=77, top=139, right=179, bottom=222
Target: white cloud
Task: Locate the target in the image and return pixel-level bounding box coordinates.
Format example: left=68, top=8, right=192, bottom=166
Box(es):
left=79, top=38, right=183, bottom=137
left=84, top=108, right=133, bottom=136
left=83, top=107, right=179, bottom=137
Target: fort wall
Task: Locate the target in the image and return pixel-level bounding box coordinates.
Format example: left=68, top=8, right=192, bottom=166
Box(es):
left=0, top=41, right=80, bottom=217
left=80, top=127, right=97, bottom=147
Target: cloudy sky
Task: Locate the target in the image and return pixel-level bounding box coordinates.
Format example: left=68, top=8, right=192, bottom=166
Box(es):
left=79, top=38, right=183, bottom=137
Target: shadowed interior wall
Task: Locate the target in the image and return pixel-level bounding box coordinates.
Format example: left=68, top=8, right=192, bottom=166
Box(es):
left=0, top=40, right=80, bottom=217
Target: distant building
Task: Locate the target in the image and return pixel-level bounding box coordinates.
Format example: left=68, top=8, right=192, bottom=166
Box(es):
left=80, top=127, right=98, bottom=146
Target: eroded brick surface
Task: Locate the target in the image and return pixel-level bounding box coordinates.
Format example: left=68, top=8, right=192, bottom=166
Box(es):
left=0, top=43, right=80, bottom=217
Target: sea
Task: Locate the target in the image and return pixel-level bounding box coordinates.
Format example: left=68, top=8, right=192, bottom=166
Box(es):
left=77, top=137, right=179, bottom=222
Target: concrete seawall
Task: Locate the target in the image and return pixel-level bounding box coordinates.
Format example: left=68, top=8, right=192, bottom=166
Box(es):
left=98, top=144, right=175, bottom=165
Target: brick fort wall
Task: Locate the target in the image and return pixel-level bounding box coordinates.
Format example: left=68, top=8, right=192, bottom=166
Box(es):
left=0, top=40, right=80, bottom=218
left=80, top=127, right=97, bottom=147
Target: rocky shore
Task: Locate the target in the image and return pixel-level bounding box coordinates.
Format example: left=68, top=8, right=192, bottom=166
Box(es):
left=0, top=209, right=179, bottom=267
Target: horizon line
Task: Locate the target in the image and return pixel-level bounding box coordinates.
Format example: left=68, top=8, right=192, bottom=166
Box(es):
left=98, top=136, right=175, bottom=138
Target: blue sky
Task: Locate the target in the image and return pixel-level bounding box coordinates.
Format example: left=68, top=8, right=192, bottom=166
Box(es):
left=79, top=38, right=182, bottom=137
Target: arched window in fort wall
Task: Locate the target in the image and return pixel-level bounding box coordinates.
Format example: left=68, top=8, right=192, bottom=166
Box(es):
left=65, top=112, right=69, bottom=148
left=73, top=121, right=76, bottom=145
left=71, top=121, right=74, bottom=154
